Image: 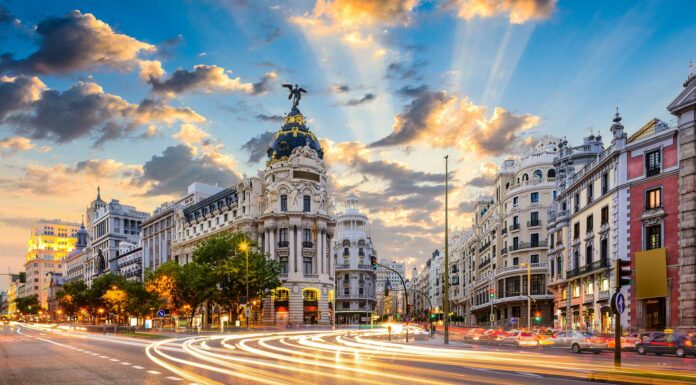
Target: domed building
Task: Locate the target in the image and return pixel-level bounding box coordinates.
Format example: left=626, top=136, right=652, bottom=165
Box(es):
left=171, top=102, right=336, bottom=326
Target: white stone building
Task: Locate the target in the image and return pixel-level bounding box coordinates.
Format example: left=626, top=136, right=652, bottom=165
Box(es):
left=334, top=194, right=377, bottom=324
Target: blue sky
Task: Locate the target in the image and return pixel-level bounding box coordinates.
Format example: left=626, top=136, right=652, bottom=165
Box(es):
left=0, top=0, right=694, bottom=290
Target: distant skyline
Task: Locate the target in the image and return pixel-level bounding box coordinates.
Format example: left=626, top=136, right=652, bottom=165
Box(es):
left=1, top=0, right=694, bottom=291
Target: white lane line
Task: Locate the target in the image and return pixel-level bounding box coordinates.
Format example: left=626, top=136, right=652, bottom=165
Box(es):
left=132, top=366, right=145, bottom=370
left=109, top=358, right=119, bottom=362
left=146, top=370, right=161, bottom=374
left=91, top=353, right=99, bottom=356
left=121, top=362, right=131, bottom=365
left=517, top=372, right=543, bottom=377
left=99, top=355, right=108, bottom=358
left=166, top=376, right=182, bottom=381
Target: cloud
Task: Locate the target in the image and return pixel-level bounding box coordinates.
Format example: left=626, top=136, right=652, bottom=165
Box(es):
left=294, top=0, right=418, bottom=30
left=396, top=84, right=428, bottom=98
left=458, top=200, right=478, bottom=212
left=241, top=131, right=275, bottom=164
left=443, top=0, right=556, bottom=24
left=330, top=83, right=350, bottom=93
left=0, top=76, right=47, bottom=120
left=0, top=135, right=35, bottom=156
left=369, top=90, right=540, bottom=157
left=69, top=159, right=141, bottom=179
left=386, top=60, right=426, bottom=81
left=0, top=5, right=15, bottom=25
left=4, top=80, right=204, bottom=146
left=0, top=216, right=43, bottom=228
left=339, top=93, right=376, bottom=107
left=0, top=10, right=155, bottom=75
left=173, top=123, right=209, bottom=145
left=145, top=64, right=276, bottom=97
left=255, top=113, right=284, bottom=122
left=466, top=174, right=496, bottom=187
left=136, top=144, right=240, bottom=196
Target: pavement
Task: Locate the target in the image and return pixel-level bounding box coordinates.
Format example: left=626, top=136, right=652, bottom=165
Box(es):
left=2, top=323, right=696, bottom=385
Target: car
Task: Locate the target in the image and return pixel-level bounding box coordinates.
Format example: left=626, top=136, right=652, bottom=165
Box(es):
left=606, top=335, right=641, bottom=350
left=549, top=331, right=607, bottom=353
left=500, top=330, right=539, bottom=347
left=636, top=334, right=695, bottom=358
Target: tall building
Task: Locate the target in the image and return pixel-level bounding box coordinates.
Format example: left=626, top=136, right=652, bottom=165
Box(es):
left=375, top=259, right=406, bottom=316
left=142, top=183, right=223, bottom=273
left=84, top=189, right=149, bottom=286
left=668, top=69, right=696, bottom=330
left=24, top=219, right=80, bottom=309
left=172, top=103, right=336, bottom=326
left=334, top=194, right=377, bottom=324
left=65, top=221, right=89, bottom=282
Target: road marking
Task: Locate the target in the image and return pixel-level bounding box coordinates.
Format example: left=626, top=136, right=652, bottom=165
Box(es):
left=99, top=355, right=108, bottom=358
left=109, top=358, right=119, bottom=362
left=166, top=376, right=182, bottom=381
left=147, top=370, right=161, bottom=374
left=121, top=362, right=131, bottom=365
left=132, top=365, right=145, bottom=370
left=517, top=372, right=542, bottom=377
left=91, top=353, right=99, bottom=356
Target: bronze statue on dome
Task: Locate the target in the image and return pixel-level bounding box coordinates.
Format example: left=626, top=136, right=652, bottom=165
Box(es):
left=282, top=83, right=306, bottom=108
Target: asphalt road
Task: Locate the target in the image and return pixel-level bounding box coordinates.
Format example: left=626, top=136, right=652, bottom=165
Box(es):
left=2, top=324, right=696, bottom=385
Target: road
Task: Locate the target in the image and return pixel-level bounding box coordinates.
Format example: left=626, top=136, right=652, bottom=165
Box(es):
left=2, top=324, right=696, bottom=384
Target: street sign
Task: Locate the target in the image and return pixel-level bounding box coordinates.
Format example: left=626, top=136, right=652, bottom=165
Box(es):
left=246, top=307, right=250, bottom=317
left=490, top=313, right=495, bottom=322
left=510, top=317, right=516, bottom=324
left=611, top=292, right=626, bottom=314
left=157, top=309, right=166, bottom=317
left=405, top=315, right=411, bottom=322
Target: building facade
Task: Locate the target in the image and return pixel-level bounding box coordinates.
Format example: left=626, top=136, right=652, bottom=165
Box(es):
left=171, top=105, right=336, bottom=326
left=113, top=242, right=144, bottom=282
left=375, top=259, right=407, bottom=317
left=64, top=221, right=89, bottom=282
left=334, top=194, right=377, bottom=324
left=24, top=220, right=79, bottom=309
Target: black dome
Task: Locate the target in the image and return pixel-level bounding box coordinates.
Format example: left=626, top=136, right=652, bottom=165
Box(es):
left=266, top=107, right=323, bottom=164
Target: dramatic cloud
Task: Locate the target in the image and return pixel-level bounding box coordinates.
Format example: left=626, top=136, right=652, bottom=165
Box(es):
left=255, top=114, right=284, bottom=122
left=458, top=200, right=478, bottom=212
left=4, top=80, right=204, bottom=146
left=0, top=76, right=47, bottom=120
left=295, top=0, right=418, bottom=29
left=444, top=0, right=556, bottom=24
left=0, top=5, right=15, bottom=25
left=0, top=216, right=43, bottom=228
left=173, top=123, right=209, bottom=145
left=137, top=145, right=240, bottom=196
left=330, top=83, right=350, bottom=93
left=339, top=93, right=376, bottom=107
left=241, top=131, right=275, bottom=164
left=69, top=159, right=141, bottom=179
left=369, top=90, right=540, bottom=157
left=0, top=10, right=155, bottom=75
left=0, top=136, right=34, bottom=156
left=396, top=84, right=428, bottom=98
left=145, top=63, right=277, bottom=97
left=386, top=60, right=426, bottom=81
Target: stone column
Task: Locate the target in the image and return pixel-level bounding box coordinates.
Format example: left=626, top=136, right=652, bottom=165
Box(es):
left=668, top=75, right=696, bottom=329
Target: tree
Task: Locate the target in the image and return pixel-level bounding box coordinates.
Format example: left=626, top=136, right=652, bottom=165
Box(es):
left=56, top=280, right=89, bottom=318
left=14, top=295, right=39, bottom=315
left=193, top=232, right=281, bottom=320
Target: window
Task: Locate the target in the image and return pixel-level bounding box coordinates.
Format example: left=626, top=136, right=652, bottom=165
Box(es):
left=279, top=228, right=288, bottom=244
left=562, top=289, right=568, bottom=300
left=574, top=193, right=580, bottom=213
left=530, top=211, right=539, bottom=226
left=646, top=188, right=662, bottom=209
left=342, top=302, right=349, bottom=309
left=586, top=281, right=594, bottom=295
left=513, top=197, right=519, bottom=207
left=646, top=149, right=661, bottom=177
left=533, top=169, right=543, bottom=179
left=531, top=192, right=539, bottom=203
left=513, top=257, right=519, bottom=266
left=586, top=215, right=593, bottom=232
left=344, top=287, right=350, bottom=295
left=587, top=184, right=593, bottom=204
left=602, top=173, right=609, bottom=195
left=280, top=257, right=288, bottom=274
left=601, top=206, right=609, bottom=225
left=573, top=285, right=580, bottom=298
left=512, top=236, right=519, bottom=250
left=280, top=194, right=288, bottom=211
left=586, top=244, right=593, bottom=265
left=303, top=257, right=313, bottom=274
left=303, top=195, right=311, bottom=212
left=573, top=222, right=580, bottom=240
left=550, top=260, right=555, bottom=277
left=646, top=224, right=662, bottom=250
left=601, top=278, right=609, bottom=291
left=303, top=228, right=312, bottom=244
left=531, top=254, right=539, bottom=264
left=530, top=233, right=539, bottom=247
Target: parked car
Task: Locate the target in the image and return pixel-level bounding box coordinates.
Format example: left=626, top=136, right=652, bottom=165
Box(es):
left=500, top=330, right=539, bottom=347
left=606, top=335, right=641, bottom=350
left=549, top=331, right=607, bottom=353
left=636, top=334, right=695, bottom=358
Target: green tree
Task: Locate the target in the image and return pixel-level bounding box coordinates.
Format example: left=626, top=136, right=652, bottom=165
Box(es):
left=193, top=232, right=281, bottom=319
left=14, top=295, right=39, bottom=315
left=56, top=280, right=89, bottom=318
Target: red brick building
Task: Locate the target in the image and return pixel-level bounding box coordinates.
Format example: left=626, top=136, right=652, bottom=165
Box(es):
left=626, top=119, right=680, bottom=331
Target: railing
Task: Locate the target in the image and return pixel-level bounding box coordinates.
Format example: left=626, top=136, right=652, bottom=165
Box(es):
left=556, top=210, right=569, bottom=220
left=527, top=219, right=541, bottom=227
left=304, top=273, right=319, bottom=278
left=509, top=223, right=520, bottom=231
left=277, top=241, right=289, bottom=247
left=302, top=241, right=314, bottom=248
left=343, top=250, right=350, bottom=256
left=501, top=246, right=508, bottom=254
left=479, top=242, right=491, bottom=252
left=509, top=241, right=548, bottom=251
left=501, top=228, right=508, bottom=235
left=566, top=258, right=609, bottom=278
left=336, top=293, right=373, bottom=299
left=478, top=259, right=491, bottom=269
left=497, top=262, right=547, bottom=274
left=335, top=264, right=350, bottom=269
left=357, top=264, right=373, bottom=270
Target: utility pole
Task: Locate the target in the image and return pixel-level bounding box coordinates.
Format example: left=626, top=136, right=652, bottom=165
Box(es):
left=443, top=155, right=450, bottom=344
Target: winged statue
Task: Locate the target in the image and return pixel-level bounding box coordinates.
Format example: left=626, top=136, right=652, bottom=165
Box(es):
left=282, top=83, right=307, bottom=108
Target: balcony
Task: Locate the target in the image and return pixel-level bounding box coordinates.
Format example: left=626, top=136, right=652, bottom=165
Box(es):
left=336, top=293, right=373, bottom=299
left=527, top=219, right=541, bottom=228
left=304, top=273, right=319, bottom=279
left=509, top=241, right=547, bottom=251
left=509, top=223, right=520, bottom=232
left=566, top=258, right=609, bottom=279
left=556, top=210, right=569, bottom=221
left=479, top=242, right=491, bottom=252
left=302, top=241, right=314, bottom=248
left=501, top=246, right=508, bottom=255
left=357, top=264, right=373, bottom=270
left=277, top=241, right=289, bottom=248
left=497, top=262, right=547, bottom=275
left=343, top=250, right=350, bottom=256
left=335, top=263, right=350, bottom=269
left=501, top=228, right=508, bottom=235
left=478, top=259, right=491, bottom=269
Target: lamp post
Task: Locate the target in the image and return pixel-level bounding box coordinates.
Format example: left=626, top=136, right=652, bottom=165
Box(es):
left=443, top=154, right=450, bottom=344
left=521, top=262, right=531, bottom=330
left=239, top=241, right=250, bottom=329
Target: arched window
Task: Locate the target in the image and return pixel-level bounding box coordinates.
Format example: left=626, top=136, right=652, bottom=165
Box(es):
left=547, top=169, right=556, bottom=178
left=533, top=169, right=542, bottom=179
left=280, top=194, right=287, bottom=211
left=522, top=174, right=529, bottom=182
left=505, top=182, right=510, bottom=190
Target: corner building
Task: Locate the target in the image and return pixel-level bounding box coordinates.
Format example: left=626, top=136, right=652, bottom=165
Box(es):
left=172, top=105, right=336, bottom=326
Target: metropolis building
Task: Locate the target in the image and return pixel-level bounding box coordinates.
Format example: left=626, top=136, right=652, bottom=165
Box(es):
left=171, top=103, right=336, bottom=326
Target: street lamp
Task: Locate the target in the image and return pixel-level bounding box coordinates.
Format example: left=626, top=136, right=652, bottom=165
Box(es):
left=98, top=307, right=104, bottom=324
left=239, top=241, right=250, bottom=329
left=520, top=262, right=532, bottom=330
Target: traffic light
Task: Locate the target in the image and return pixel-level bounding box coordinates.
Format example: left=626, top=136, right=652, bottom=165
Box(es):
left=370, top=255, right=378, bottom=270
left=534, top=311, right=541, bottom=323
left=617, top=259, right=631, bottom=287
left=489, top=288, right=495, bottom=299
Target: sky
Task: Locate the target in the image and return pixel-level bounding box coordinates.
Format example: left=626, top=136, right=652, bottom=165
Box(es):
left=0, top=0, right=694, bottom=291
